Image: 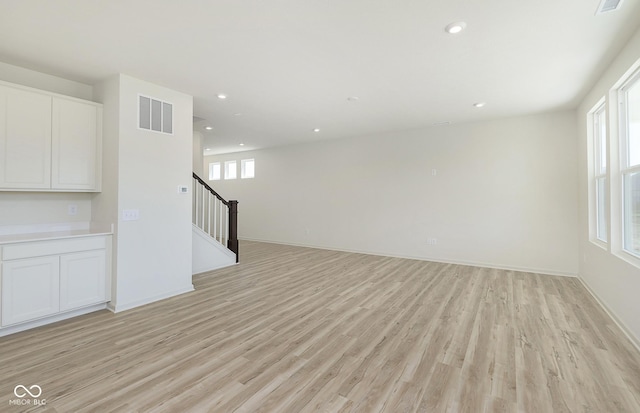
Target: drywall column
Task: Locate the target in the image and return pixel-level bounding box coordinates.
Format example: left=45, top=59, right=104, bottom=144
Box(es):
left=94, top=74, right=194, bottom=311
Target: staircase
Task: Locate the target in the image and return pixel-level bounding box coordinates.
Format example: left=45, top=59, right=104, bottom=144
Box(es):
left=192, top=172, right=238, bottom=273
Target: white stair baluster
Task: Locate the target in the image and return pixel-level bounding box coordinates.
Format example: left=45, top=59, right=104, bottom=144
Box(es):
left=224, top=204, right=229, bottom=246
left=207, top=192, right=211, bottom=236
left=219, top=200, right=224, bottom=243
left=201, top=185, right=205, bottom=230
left=213, top=197, right=218, bottom=241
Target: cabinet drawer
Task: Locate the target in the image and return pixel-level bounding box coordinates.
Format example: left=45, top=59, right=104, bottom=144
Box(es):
left=2, top=237, right=106, bottom=261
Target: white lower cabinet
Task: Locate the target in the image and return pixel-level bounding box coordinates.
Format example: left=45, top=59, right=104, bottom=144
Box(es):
left=0, top=235, right=111, bottom=330
left=60, top=250, right=106, bottom=311
left=1, top=256, right=60, bottom=326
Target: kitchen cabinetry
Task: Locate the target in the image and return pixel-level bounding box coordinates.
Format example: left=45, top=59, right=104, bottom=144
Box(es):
left=0, top=83, right=52, bottom=189
left=52, top=97, right=102, bottom=190
left=59, top=250, right=106, bottom=311
left=1, top=256, right=60, bottom=325
left=0, top=81, right=102, bottom=192
left=0, top=234, right=111, bottom=330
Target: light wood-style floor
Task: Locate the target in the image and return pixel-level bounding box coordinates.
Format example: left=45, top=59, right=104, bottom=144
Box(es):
left=2, top=241, right=640, bottom=412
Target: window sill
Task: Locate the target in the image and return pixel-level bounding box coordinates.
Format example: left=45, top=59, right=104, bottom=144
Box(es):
left=589, top=238, right=608, bottom=252
left=613, top=249, right=640, bottom=270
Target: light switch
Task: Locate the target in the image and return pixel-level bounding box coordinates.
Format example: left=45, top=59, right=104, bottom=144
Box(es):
left=122, top=209, right=140, bottom=221
left=68, top=204, right=78, bottom=216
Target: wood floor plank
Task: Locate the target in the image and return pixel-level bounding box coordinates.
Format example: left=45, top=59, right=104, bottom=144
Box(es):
left=1, top=240, right=639, bottom=412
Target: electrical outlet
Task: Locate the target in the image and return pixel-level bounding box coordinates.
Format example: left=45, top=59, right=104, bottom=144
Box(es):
left=427, top=238, right=438, bottom=245
left=432, top=169, right=437, bottom=176
left=68, top=204, right=78, bottom=216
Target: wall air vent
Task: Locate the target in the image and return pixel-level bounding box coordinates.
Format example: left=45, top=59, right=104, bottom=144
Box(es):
left=139, top=95, right=173, bottom=134
left=595, top=0, right=624, bottom=14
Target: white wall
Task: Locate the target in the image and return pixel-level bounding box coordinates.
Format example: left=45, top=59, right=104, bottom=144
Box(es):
left=577, top=25, right=640, bottom=347
left=92, top=75, right=121, bottom=300
left=205, top=111, right=579, bottom=276
left=94, top=74, right=194, bottom=311
left=0, top=192, right=92, bottom=226
left=192, top=226, right=236, bottom=274
left=193, top=131, right=204, bottom=177
left=0, top=61, right=93, bottom=100
left=0, top=61, right=95, bottom=230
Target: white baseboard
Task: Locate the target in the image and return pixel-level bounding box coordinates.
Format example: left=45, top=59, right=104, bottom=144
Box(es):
left=193, top=261, right=237, bottom=275
left=577, top=276, right=640, bottom=353
left=108, top=285, right=195, bottom=313
left=239, top=237, right=578, bottom=278
left=0, top=303, right=108, bottom=337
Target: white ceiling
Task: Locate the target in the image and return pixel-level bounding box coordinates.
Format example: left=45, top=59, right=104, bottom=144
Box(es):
left=1, top=0, right=639, bottom=155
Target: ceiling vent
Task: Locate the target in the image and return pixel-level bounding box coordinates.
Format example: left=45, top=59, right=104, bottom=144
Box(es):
left=595, top=0, right=624, bottom=14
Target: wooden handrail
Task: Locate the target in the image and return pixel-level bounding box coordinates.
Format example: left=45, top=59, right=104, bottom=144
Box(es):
left=193, top=172, right=229, bottom=206
left=193, top=172, right=239, bottom=262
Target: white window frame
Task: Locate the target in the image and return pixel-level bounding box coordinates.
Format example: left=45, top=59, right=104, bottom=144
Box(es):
left=209, top=162, right=221, bottom=181
left=619, top=68, right=640, bottom=259
left=224, top=160, right=237, bottom=180
left=593, top=102, right=608, bottom=244
left=241, top=159, right=255, bottom=179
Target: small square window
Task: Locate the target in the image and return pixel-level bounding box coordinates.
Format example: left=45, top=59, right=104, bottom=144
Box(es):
left=209, top=162, right=221, bottom=180
left=241, top=159, right=255, bottom=179
left=224, top=161, right=237, bottom=180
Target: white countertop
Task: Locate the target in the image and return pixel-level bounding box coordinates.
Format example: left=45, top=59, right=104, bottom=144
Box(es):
left=0, top=224, right=113, bottom=245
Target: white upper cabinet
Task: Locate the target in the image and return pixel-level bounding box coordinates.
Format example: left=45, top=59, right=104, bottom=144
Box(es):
left=0, top=81, right=102, bottom=192
left=52, top=97, right=102, bottom=190
left=0, top=84, right=52, bottom=189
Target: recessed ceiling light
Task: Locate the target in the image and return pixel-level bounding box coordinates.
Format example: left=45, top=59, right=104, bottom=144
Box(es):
left=445, top=22, right=466, bottom=34
left=205, top=148, right=210, bottom=150
left=313, top=128, right=320, bottom=132
left=217, top=94, right=227, bottom=100
left=433, top=121, right=451, bottom=126
left=234, top=113, right=242, bottom=116
left=347, top=96, right=360, bottom=102
left=205, top=126, right=213, bottom=130
left=473, top=102, right=486, bottom=108
left=239, top=143, right=245, bottom=146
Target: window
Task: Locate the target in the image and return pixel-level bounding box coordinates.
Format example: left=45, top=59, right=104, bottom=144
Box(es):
left=593, top=103, right=608, bottom=242
left=209, top=162, right=221, bottom=181
left=620, top=69, right=640, bottom=257
left=224, top=160, right=237, bottom=180
left=138, top=95, right=173, bottom=134
left=241, top=159, right=255, bottom=179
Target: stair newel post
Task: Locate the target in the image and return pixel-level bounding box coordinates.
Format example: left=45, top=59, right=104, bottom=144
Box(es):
left=228, top=200, right=239, bottom=262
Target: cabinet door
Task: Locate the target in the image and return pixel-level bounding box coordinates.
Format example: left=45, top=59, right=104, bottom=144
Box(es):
left=51, top=98, right=102, bottom=191
left=59, top=250, right=106, bottom=311
left=1, top=256, right=60, bottom=326
left=0, top=84, right=52, bottom=189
